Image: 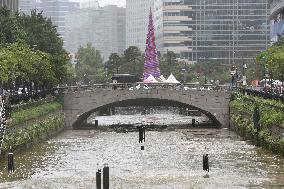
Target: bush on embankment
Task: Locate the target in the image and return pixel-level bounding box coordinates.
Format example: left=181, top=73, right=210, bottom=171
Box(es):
left=9, top=101, right=62, bottom=128
left=1, top=99, right=64, bottom=155
left=2, top=113, right=64, bottom=154
left=230, top=93, right=284, bottom=157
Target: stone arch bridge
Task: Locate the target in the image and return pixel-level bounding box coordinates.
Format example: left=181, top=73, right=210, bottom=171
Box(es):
left=63, top=85, right=231, bottom=128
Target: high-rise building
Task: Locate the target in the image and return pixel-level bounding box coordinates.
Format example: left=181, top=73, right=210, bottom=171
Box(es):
left=65, top=5, right=126, bottom=59
left=80, top=0, right=99, bottom=9
left=36, top=0, right=79, bottom=42
left=270, top=0, right=284, bottom=42
left=19, top=0, right=36, bottom=14
left=126, top=0, right=156, bottom=51
left=0, top=0, right=19, bottom=12
left=155, top=0, right=270, bottom=64
left=154, top=0, right=194, bottom=63
left=193, top=0, right=269, bottom=65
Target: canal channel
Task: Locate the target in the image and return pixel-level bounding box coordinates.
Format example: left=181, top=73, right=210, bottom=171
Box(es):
left=0, top=111, right=283, bottom=188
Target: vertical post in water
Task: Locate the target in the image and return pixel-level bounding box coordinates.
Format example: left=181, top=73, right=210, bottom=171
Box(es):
left=138, top=126, right=143, bottom=143
left=192, top=118, right=196, bottom=127
left=103, top=165, right=109, bottom=189
left=203, top=154, right=209, bottom=174
left=111, top=107, right=115, bottom=115
left=143, top=126, right=146, bottom=142
left=96, top=169, right=101, bottom=189
left=7, top=147, right=14, bottom=173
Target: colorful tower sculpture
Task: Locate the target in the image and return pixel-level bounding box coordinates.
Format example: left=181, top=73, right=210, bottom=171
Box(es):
left=143, top=8, right=161, bottom=79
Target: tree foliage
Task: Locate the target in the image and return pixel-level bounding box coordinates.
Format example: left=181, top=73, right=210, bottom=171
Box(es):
left=120, top=46, right=144, bottom=76
left=105, top=53, right=121, bottom=75
left=0, top=43, right=56, bottom=92
left=105, top=46, right=144, bottom=79
left=0, top=7, right=71, bottom=90
left=75, top=43, right=105, bottom=84
left=256, top=38, right=284, bottom=81
left=190, top=60, right=231, bottom=83
left=0, top=8, right=26, bottom=44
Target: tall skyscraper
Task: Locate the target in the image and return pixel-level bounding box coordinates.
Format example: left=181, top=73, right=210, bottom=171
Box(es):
left=154, top=0, right=270, bottom=64
left=36, top=0, right=79, bottom=42
left=126, top=0, right=155, bottom=51
left=193, top=0, right=269, bottom=65
left=80, top=0, right=99, bottom=9
left=0, top=0, right=19, bottom=12
left=19, top=0, right=36, bottom=14
left=154, top=0, right=194, bottom=63
left=65, top=5, right=126, bottom=59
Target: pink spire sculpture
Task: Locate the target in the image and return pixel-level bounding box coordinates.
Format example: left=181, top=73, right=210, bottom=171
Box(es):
left=143, top=8, right=161, bottom=79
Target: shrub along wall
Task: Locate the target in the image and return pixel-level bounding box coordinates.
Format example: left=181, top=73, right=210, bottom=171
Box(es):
left=230, top=93, right=284, bottom=157
left=9, top=101, right=62, bottom=127
left=1, top=100, right=64, bottom=155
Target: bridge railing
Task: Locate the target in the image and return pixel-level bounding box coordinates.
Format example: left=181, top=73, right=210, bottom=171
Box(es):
left=56, top=83, right=231, bottom=93
left=236, top=87, right=284, bottom=103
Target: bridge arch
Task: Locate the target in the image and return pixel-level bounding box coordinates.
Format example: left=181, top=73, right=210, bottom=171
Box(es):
left=63, top=88, right=230, bottom=128
left=72, top=98, right=222, bottom=128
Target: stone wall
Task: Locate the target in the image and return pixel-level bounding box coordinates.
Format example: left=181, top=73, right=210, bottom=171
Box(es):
left=64, top=89, right=231, bottom=128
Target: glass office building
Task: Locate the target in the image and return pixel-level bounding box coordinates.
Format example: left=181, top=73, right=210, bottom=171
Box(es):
left=157, top=0, right=270, bottom=64
left=193, top=0, right=269, bottom=64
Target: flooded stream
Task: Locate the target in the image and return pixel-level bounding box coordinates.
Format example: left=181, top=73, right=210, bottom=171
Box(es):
left=0, top=114, right=283, bottom=188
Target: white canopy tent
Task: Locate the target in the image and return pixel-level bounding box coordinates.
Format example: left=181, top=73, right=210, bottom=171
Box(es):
left=166, top=73, right=180, bottom=84
left=143, top=74, right=158, bottom=83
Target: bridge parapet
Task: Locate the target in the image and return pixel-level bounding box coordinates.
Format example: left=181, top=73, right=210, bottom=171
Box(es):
left=58, top=83, right=230, bottom=93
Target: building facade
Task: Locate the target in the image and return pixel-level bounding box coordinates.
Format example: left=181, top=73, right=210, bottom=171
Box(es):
left=126, top=0, right=156, bottom=51
left=194, top=0, right=269, bottom=65
left=35, top=0, right=79, bottom=43
left=0, top=0, right=19, bottom=12
left=154, top=0, right=270, bottom=64
left=270, top=0, right=284, bottom=42
left=154, top=0, right=194, bottom=63
left=65, top=5, right=126, bottom=59
left=19, top=0, right=36, bottom=14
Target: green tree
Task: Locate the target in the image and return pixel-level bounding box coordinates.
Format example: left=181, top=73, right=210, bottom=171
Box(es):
left=0, top=43, right=56, bottom=92
left=256, top=45, right=284, bottom=81
left=75, top=43, right=104, bottom=83
left=19, top=10, right=70, bottom=83
left=0, top=7, right=27, bottom=45
left=190, top=61, right=230, bottom=84
left=159, top=51, right=178, bottom=77
left=105, top=53, right=121, bottom=75
left=120, top=46, right=144, bottom=76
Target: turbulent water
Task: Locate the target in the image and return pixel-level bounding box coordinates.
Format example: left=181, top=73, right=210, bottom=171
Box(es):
left=0, top=114, right=283, bottom=188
